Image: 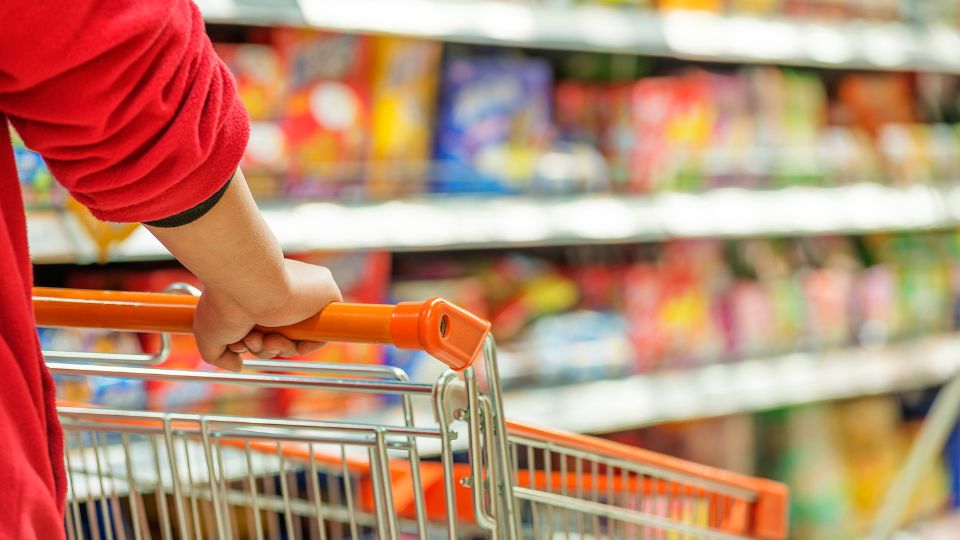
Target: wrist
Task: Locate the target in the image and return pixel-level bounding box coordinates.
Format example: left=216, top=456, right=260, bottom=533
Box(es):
left=220, top=259, right=295, bottom=322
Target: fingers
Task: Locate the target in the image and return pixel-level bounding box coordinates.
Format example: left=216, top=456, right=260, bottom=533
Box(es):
left=242, top=330, right=264, bottom=354
left=262, top=334, right=298, bottom=358
left=243, top=330, right=305, bottom=359
left=296, top=341, right=326, bottom=355
left=209, top=350, right=243, bottom=372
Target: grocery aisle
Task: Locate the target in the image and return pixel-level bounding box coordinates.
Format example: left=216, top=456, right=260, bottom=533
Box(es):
left=17, top=0, right=960, bottom=538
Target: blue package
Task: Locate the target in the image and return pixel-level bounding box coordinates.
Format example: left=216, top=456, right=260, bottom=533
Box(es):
left=434, top=55, right=552, bottom=194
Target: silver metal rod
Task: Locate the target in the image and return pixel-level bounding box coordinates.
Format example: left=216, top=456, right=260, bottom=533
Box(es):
left=161, top=420, right=190, bottom=539
left=465, top=367, right=498, bottom=530
left=244, top=440, right=265, bottom=540
left=480, top=336, right=521, bottom=539
left=199, top=420, right=227, bottom=537
left=120, top=433, right=144, bottom=540
left=64, top=431, right=86, bottom=540
left=47, top=362, right=435, bottom=395
left=307, top=444, right=328, bottom=540
left=180, top=436, right=202, bottom=540
left=368, top=445, right=389, bottom=539
left=42, top=332, right=170, bottom=365
left=60, top=407, right=444, bottom=439
left=243, top=360, right=410, bottom=381
left=432, top=371, right=460, bottom=539
left=513, top=486, right=751, bottom=540
left=91, top=431, right=112, bottom=540
left=276, top=445, right=296, bottom=537
left=340, top=447, right=361, bottom=540
left=374, top=430, right=399, bottom=539
left=150, top=436, right=174, bottom=540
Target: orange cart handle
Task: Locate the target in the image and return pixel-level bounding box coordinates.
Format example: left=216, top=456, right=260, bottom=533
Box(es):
left=33, top=287, right=491, bottom=370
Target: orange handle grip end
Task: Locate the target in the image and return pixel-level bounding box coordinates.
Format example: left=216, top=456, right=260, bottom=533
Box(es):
left=33, top=287, right=491, bottom=371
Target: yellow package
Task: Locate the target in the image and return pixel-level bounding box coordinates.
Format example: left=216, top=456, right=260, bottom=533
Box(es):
left=368, top=37, right=441, bottom=199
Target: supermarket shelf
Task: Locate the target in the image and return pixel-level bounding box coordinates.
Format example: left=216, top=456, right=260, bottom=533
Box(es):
left=502, top=334, right=960, bottom=434
left=197, top=0, right=960, bottom=74
left=28, top=183, right=960, bottom=263
left=195, top=0, right=306, bottom=26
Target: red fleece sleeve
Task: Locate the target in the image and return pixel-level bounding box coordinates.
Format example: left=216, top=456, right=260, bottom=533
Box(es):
left=0, top=0, right=249, bottom=223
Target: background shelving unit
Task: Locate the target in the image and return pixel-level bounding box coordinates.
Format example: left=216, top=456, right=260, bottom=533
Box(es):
left=20, top=2, right=960, bottom=536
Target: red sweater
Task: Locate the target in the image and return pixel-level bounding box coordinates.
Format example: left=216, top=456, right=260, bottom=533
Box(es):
left=0, top=1, right=249, bottom=537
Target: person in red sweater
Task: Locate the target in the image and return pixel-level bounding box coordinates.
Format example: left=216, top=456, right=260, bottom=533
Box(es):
left=0, top=1, right=341, bottom=537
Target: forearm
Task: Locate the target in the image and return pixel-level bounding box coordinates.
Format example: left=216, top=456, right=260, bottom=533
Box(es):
left=145, top=169, right=290, bottom=318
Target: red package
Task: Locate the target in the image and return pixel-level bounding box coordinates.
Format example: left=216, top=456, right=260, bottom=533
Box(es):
left=624, top=264, right=666, bottom=371
left=554, top=82, right=603, bottom=147
left=274, top=29, right=372, bottom=197
left=630, top=73, right=713, bottom=193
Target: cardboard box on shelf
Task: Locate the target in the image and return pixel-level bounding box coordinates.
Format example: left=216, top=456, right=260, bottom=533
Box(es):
left=434, top=54, right=553, bottom=194
left=275, top=29, right=373, bottom=199
left=368, top=37, right=442, bottom=199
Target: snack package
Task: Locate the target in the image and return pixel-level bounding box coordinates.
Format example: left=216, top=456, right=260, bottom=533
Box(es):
left=214, top=43, right=289, bottom=199
left=798, top=237, right=859, bottom=348
left=554, top=82, right=604, bottom=148
left=654, top=241, right=726, bottom=366
left=434, top=54, right=552, bottom=194
left=522, top=310, right=631, bottom=385
left=275, top=29, right=372, bottom=199
left=838, top=73, right=917, bottom=136
left=214, top=43, right=285, bottom=121
left=852, top=265, right=898, bottom=347
left=756, top=406, right=856, bottom=539
left=702, top=73, right=754, bottom=188
left=833, top=396, right=949, bottom=533
left=600, top=83, right=637, bottom=190
left=624, top=264, right=667, bottom=371
left=367, top=37, right=441, bottom=199
left=837, top=73, right=918, bottom=185
left=631, top=72, right=714, bottom=193
left=769, top=70, right=827, bottom=187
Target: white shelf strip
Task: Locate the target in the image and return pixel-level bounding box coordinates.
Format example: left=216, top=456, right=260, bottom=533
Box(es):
left=29, top=183, right=960, bottom=263
left=196, top=0, right=960, bottom=73
left=502, top=334, right=960, bottom=434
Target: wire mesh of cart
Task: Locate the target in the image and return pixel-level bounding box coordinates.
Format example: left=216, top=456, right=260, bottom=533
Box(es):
left=35, top=286, right=789, bottom=540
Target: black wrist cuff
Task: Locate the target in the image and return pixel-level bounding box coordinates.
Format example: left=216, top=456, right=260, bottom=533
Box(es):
left=144, top=177, right=232, bottom=228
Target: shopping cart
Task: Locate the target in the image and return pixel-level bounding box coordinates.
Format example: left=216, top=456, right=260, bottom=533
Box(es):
left=35, top=286, right=788, bottom=540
